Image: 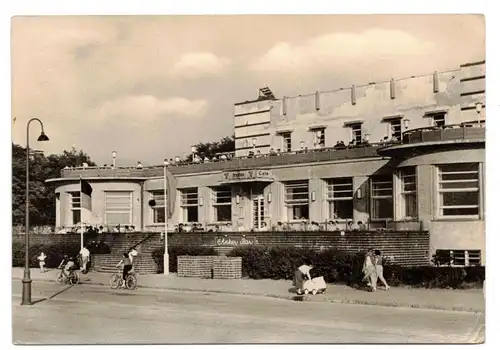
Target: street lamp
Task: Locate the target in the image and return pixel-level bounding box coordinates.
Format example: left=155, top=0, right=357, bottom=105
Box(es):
left=163, top=158, right=170, bottom=275
left=22, top=118, right=49, bottom=306
left=112, top=151, right=117, bottom=168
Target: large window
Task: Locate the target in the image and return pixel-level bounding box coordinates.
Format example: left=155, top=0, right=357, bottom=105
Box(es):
left=285, top=181, right=309, bottom=220
left=69, top=192, right=81, bottom=225
left=400, top=168, right=417, bottom=219
left=326, top=178, right=353, bottom=220
left=181, top=188, right=199, bottom=223
left=437, top=163, right=480, bottom=217
left=213, top=186, right=232, bottom=222
left=150, top=191, right=165, bottom=224
left=390, top=118, right=402, bottom=141
left=428, top=112, right=446, bottom=127
left=105, top=191, right=132, bottom=225
left=350, top=123, right=362, bottom=143
left=435, top=250, right=481, bottom=267
left=282, top=132, right=292, bottom=152
left=371, top=175, right=393, bottom=220
left=312, top=128, right=326, bottom=147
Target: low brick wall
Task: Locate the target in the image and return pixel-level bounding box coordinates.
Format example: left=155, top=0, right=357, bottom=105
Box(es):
left=12, top=230, right=430, bottom=274
left=177, top=256, right=242, bottom=279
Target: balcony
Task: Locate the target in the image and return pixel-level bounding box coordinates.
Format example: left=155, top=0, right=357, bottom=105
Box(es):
left=378, top=123, right=485, bottom=156
left=57, top=145, right=381, bottom=180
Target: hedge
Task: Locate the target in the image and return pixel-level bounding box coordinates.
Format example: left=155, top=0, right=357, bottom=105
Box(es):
left=227, top=246, right=485, bottom=289
left=12, top=240, right=111, bottom=269
left=152, top=246, right=218, bottom=274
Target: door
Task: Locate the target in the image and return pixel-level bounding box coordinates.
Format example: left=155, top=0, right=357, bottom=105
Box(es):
left=252, top=196, right=265, bottom=230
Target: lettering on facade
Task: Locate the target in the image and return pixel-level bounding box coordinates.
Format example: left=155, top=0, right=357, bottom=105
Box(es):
left=215, top=236, right=258, bottom=247
left=222, top=170, right=272, bottom=182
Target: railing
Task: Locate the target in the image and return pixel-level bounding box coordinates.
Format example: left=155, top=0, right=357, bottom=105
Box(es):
left=59, top=144, right=382, bottom=179
left=401, top=123, right=485, bottom=145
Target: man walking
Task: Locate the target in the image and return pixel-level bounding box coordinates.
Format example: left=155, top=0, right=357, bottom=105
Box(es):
left=79, top=245, right=91, bottom=273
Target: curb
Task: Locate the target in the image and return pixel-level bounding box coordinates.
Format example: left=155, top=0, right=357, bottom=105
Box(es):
left=14, top=276, right=484, bottom=313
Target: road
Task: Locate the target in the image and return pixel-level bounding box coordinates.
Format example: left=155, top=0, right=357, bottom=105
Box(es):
left=12, top=279, right=484, bottom=344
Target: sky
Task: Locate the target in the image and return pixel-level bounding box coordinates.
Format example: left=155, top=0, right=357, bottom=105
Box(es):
left=10, top=14, right=485, bottom=166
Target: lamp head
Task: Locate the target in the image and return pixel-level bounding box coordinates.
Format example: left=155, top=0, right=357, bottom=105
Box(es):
left=37, top=131, right=49, bottom=142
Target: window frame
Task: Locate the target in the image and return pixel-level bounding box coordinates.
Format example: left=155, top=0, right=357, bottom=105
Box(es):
left=389, top=118, right=403, bottom=141
left=350, top=123, right=363, bottom=143
left=436, top=163, right=481, bottom=220
left=212, top=186, right=232, bottom=223
left=69, top=191, right=81, bottom=225
left=311, top=127, right=326, bottom=147
left=149, top=190, right=166, bottom=224
left=370, top=175, right=394, bottom=221
left=325, top=178, right=354, bottom=221
left=180, top=188, right=199, bottom=223
left=399, top=167, right=418, bottom=220
left=284, top=180, right=310, bottom=221
left=281, top=132, right=292, bottom=152
left=104, top=191, right=133, bottom=226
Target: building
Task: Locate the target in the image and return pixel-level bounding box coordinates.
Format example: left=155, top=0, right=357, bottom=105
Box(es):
left=47, top=60, right=486, bottom=265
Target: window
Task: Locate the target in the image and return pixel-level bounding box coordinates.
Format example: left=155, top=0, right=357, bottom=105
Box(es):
left=371, top=175, right=393, bottom=220
left=390, top=119, right=402, bottom=141
left=312, top=128, right=325, bottom=147
left=400, top=168, right=417, bottom=219
left=285, top=181, right=309, bottom=220
left=181, top=188, right=199, bottom=223
left=150, top=191, right=165, bottom=224
left=326, top=178, right=353, bottom=220
left=429, top=112, right=446, bottom=127
left=435, top=250, right=481, bottom=266
left=69, top=192, right=81, bottom=225
left=437, top=163, right=480, bottom=217
left=212, top=186, right=232, bottom=222
left=281, top=132, right=292, bottom=152
left=105, top=191, right=132, bottom=225
left=351, top=123, right=362, bottom=143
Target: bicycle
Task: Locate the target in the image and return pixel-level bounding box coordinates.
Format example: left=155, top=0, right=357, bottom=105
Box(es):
left=55, top=268, right=80, bottom=285
left=109, top=268, right=137, bottom=290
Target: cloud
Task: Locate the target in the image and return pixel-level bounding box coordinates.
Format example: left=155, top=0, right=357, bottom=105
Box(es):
left=250, top=29, right=435, bottom=74
left=95, top=95, right=208, bottom=124
left=172, top=52, right=231, bottom=79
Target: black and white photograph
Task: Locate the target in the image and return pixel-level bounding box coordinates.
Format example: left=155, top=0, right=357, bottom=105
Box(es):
left=7, top=7, right=492, bottom=345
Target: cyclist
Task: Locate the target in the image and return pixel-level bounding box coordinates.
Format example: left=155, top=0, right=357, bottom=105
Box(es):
left=116, top=252, right=133, bottom=288
left=59, top=255, right=75, bottom=280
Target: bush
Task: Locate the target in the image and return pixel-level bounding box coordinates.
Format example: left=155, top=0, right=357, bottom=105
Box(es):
left=12, top=241, right=80, bottom=268
left=227, top=246, right=485, bottom=289
left=152, top=246, right=218, bottom=274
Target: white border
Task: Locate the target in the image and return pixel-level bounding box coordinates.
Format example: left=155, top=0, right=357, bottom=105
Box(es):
left=2, top=2, right=497, bottom=350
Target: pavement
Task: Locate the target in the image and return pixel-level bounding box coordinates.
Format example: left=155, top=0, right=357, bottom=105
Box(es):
left=11, top=267, right=485, bottom=313
left=11, top=280, right=485, bottom=344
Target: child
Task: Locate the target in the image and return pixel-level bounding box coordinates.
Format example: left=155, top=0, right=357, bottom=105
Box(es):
left=294, top=259, right=314, bottom=294
left=374, top=250, right=390, bottom=291
left=116, top=252, right=133, bottom=288
left=37, top=252, right=47, bottom=273
left=59, top=256, right=75, bottom=280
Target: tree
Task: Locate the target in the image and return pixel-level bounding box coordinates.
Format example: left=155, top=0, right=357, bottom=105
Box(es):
left=11, top=144, right=96, bottom=227
left=186, top=135, right=235, bottom=161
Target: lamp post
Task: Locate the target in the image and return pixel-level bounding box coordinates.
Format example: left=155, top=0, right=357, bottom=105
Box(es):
left=112, top=151, right=117, bottom=168
left=22, top=118, right=49, bottom=306
left=163, top=159, right=170, bottom=275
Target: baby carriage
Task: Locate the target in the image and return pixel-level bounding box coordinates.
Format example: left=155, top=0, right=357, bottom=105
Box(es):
left=296, top=276, right=327, bottom=295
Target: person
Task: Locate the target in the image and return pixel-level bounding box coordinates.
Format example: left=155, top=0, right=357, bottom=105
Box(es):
left=79, top=245, right=91, bottom=272
left=294, top=260, right=314, bottom=294
left=374, top=250, right=390, bottom=291
left=37, top=252, right=47, bottom=273
left=362, top=249, right=377, bottom=291
left=128, top=247, right=138, bottom=272
left=116, top=252, right=133, bottom=288
left=59, top=256, right=75, bottom=280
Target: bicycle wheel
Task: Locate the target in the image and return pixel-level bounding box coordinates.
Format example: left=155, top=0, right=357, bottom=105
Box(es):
left=126, top=274, right=137, bottom=290
left=55, top=271, right=64, bottom=284
left=69, top=271, right=80, bottom=285
left=110, top=274, right=121, bottom=289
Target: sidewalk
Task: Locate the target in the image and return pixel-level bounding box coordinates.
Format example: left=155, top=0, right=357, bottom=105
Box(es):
left=12, top=268, right=484, bottom=313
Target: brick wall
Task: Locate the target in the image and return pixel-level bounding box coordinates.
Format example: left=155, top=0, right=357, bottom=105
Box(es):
left=177, top=256, right=242, bottom=279
left=12, top=230, right=430, bottom=274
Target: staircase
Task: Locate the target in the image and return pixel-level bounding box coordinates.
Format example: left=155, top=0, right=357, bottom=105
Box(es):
left=92, top=233, right=162, bottom=275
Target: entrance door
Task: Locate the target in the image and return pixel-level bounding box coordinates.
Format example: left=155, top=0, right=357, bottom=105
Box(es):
left=252, top=196, right=265, bottom=230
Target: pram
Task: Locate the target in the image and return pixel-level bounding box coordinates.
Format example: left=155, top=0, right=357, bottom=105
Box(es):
left=296, top=276, right=327, bottom=295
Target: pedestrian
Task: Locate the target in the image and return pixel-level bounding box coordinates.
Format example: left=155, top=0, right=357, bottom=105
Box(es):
left=37, top=252, right=47, bottom=273
left=293, top=259, right=314, bottom=294
left=79, top=245, right=91, bottom=273
left=362, top=248, right=377, bottom=292
left=374, top=250, right=390, bottom=291
left=128, top=247, right=138, bottom=272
